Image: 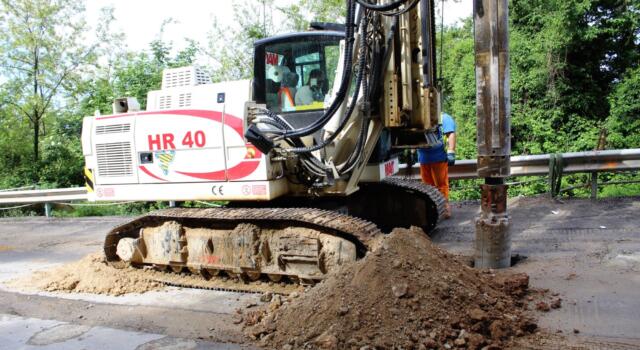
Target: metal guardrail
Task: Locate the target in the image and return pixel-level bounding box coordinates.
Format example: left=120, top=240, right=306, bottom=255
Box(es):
left=0, top=187, right=87, bottom=205
left=0, top=149, right=638, bottom=213
left=398, top=148, right=640, bottom=179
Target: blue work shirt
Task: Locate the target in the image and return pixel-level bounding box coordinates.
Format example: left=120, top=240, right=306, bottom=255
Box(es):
left=417, top=113, right=456, bottom=165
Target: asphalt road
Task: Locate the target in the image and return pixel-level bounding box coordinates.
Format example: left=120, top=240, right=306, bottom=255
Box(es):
left=0, top=217, right=258, bottom=349
left=0, top=196, right=639, bottom=349
left=434, top=196, right=640, bottom=346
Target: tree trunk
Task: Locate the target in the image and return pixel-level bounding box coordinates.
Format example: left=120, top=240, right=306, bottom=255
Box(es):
left=33, top=118, right=39, bottom=162
left=33, top=46, right=39, bottom=162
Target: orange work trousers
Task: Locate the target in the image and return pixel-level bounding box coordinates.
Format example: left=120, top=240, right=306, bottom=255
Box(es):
left=419, top=161, right=449, bottom=200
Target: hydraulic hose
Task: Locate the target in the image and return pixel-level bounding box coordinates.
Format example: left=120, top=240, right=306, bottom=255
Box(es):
left=355, top=0, right=410, bottom=11
left=269, top=0, right=359, bottom=139
left=288, top=15, right=369, bottom=154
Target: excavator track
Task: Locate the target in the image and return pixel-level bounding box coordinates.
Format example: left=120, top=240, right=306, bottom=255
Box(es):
left=104, top=207, right=381, bottom=287
left=350, top=177, right=446, bottom=234
left=233, top=178, right=446, bottom=235
left=103, top=179, right=443, bottom=292
left=150, top=272, right=299, bottom=295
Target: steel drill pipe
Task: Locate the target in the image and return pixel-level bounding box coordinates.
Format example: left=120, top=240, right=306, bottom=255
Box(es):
left=474, top=0, right=512, bottom=269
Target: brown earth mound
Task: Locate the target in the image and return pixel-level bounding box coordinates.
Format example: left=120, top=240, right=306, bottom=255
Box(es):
left=7, top=253, right=163, bottom=296
left=246, top=227, right=539, bottom=349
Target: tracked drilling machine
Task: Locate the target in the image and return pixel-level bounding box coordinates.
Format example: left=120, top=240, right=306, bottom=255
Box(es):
left=81, top=0, right=511, bottom=285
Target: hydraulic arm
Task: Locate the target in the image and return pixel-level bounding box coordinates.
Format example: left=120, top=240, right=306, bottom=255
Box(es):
left=245, top=0, right=443, bottom=195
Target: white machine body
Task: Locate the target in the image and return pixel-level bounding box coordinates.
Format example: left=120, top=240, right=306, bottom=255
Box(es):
left=82, top=67, right=288, bottom=202
left=81, top=66, right=396, bottom=202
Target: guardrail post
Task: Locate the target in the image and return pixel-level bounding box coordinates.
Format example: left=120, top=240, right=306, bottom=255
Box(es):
left=590, top=171, right=598, bottom=200
left=44, top=203, right=52, bottom=218
left=549, top=153, right=564, bottom=198
left=169, top=201, right=176, bottom=208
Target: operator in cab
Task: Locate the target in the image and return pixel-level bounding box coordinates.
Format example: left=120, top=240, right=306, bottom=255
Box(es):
left=418, top=112, right=456, bottom=219
left=295, top=69, right=326, bottom=106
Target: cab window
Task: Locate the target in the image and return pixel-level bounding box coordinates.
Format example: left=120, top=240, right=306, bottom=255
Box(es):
left=264, top=38, right=340, bottom=113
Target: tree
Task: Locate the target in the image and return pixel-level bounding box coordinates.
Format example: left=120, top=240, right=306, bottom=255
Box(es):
left=205, top=0, right=276, bottom=81
left=606, top=66, right=640, bottom=149
left=439, top=0, right=639, bottom=157
left=205, top=0, right=345, bottom=81
left=438, top=19, right=477, bottom=159
left=281, top=0, right=345, bottom=31
left=0, top=0, right=104, bottom=166
left=509, top=0, right=640, bottom=152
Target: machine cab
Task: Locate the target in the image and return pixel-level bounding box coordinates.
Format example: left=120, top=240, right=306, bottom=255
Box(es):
left=253, top=31, right=344, bottom=127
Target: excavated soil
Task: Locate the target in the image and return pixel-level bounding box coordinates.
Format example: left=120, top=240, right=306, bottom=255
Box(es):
left=7, top=252, right=300, bottom=296
left=245, top=227, right=546, bottom=350
left=7, top=253, right=163, bottom=296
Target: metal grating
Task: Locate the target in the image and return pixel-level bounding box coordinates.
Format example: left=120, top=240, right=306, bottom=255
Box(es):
left=178, top=93, right=192, bottom=107
left=164, top=70, right=192, bottom=89
left=162, top=66, right=211, bottom=89
left=194, top=69, right=211, bottom=85
left=96, top=124, right=131, bottom=135
left=159, top=95, right=172, bottom=109
left=96, top=142, right=134, bottom=177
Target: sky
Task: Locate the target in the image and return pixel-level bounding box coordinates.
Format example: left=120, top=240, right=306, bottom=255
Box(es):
left=85, top=0, right=473, bottom=54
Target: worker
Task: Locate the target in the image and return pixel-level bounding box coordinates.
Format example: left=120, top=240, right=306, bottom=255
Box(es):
left=295, top=69, right=325, bottom=106
left=418, top=112, right=456, bottom=218
left=278, top=70, right=298, bottom=112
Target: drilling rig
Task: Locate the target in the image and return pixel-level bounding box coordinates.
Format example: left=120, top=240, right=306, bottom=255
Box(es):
left=81, top=0, right=511, bottom=284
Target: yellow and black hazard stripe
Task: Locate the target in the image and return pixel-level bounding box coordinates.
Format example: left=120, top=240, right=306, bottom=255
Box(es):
left=84, top=167, right=95, bottom=193
left=158, top=153, right=173, bottom=163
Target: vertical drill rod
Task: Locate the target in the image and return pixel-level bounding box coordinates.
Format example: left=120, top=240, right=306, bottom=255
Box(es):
left=473, top=0, right=512, bottom=269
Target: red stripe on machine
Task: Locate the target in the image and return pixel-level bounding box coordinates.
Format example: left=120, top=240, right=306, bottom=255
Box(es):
left=139, top=166, right=167, bottom=181
left=174, top=169, right=226, bottom=181
left=228, top=160, right=261, bottom=180
left=100, top=110, right=261, bottom=181
left=175, top=160, right=261, bottom=181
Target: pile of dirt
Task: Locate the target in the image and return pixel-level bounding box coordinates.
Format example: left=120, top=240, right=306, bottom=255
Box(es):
left=7, top=253, right=163, bottom=296
left=7, top=252, right=300, bottom=296
left=245, top=227, right=541, bottom=349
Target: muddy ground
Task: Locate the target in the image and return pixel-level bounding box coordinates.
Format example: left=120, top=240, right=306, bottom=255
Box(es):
left=0, top=196, right=639, bottom=349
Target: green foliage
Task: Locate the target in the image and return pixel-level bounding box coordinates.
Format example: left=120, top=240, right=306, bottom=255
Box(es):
left=205, top=0, right=277, bottom=81
left=441, top=0, right=639, bottom=158
left=440, top=0, right=639, bottom=198
left=49, top=200, right=226, bottom=217
left=37, top=112, right=84, bottom=188
left=282, top=0, right=346, bottom=31
left=600, top=180, right=640, bottom=198
left=0, top=0, right=203, bottom=191
left=0, top=0, right=100, bottom=167
left=77, top=41, right=199, bottom=118
left=438, top=19, right=476, bottom=160
left=110, top=53, right=163, bottom=111
left=52, top=202, right=170, bottom=217
left=0, top=206, right=40, bottom=218
left=605, top=66, right=640, bottom=149
left=205, top=0, right=346, bottom=81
